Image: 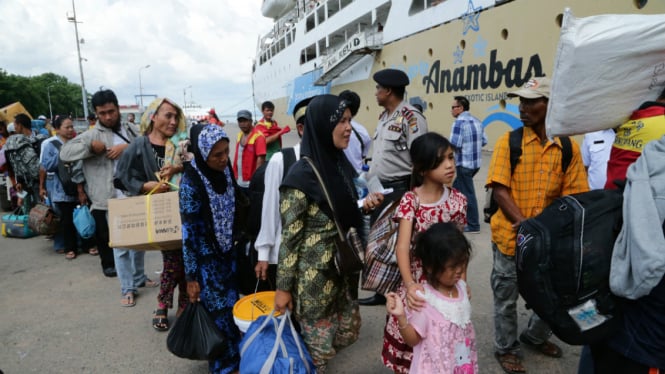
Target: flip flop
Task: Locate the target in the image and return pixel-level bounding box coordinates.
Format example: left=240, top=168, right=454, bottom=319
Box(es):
left=65, top=251, right=77, bottom=260
left=495, top=352, right=526, bottom=374
left=121, top=293, right=136, bottom=307
left=88, top=247, right=99, bottom=256
left=152, top=309, right=169, bottom=331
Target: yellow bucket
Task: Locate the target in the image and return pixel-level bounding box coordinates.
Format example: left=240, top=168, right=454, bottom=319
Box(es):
left=232, top=291, right=281, bottom=333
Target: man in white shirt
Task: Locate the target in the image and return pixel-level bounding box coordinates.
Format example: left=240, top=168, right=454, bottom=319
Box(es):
left=253, top=98, right=311, bottom=284
left=581, top=129, right=615, bottom=190
left=340, top=90, right=372, bottom=173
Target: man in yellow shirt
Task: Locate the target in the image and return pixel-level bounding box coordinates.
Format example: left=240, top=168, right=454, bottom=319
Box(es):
left=485, top=77, right=589, bottom=373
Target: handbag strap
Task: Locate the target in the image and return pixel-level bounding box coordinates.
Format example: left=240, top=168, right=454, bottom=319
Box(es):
left=260, top=309, right=312, bottom=374
left=302, top=156, right=345, bottom=241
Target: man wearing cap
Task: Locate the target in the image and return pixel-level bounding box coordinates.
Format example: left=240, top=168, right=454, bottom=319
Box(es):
left=233, top=109, right=266, bottom=195
left=359, top=68, right=428, bottom=306
left=485, top=77, right=588, bottom=373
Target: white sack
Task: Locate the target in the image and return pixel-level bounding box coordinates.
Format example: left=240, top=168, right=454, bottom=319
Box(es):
left=547, top=9, right=665, bottom=137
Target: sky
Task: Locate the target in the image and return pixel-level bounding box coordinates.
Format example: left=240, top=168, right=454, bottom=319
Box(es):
left=0, top=0, right=273, bottom=119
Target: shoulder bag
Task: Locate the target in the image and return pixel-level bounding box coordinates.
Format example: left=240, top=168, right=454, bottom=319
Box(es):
left=362, top=191, right=419, bottom=294
left=302, top=157, right=364, bottom=275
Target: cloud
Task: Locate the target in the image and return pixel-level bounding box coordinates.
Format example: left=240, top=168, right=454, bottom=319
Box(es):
left=0, top=0, right=272, bottom=116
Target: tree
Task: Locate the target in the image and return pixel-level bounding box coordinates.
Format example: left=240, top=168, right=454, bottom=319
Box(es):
left=0, top=69, right=89, bottom=119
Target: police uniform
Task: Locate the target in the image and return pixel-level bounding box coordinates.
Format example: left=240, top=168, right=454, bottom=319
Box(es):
left=369, top=69, right=428, bottom=224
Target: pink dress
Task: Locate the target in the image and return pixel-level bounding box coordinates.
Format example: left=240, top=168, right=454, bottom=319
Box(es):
left=382, top=187, right=467, bottom=373
left=408, top=282, right=478, bottom=374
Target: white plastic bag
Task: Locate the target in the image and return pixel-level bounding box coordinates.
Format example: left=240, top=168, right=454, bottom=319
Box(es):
left=547, top=9, right=665, bottom=137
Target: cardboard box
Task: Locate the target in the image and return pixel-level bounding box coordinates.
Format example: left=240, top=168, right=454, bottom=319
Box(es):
left=108, top=191, right=182, bottom=250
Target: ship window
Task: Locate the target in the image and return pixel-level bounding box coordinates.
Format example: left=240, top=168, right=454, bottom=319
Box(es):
left=318, top=38, right=327, bottom=56
left=301, top=44, right=316, bottom=64
left=306, top=14, right=315, bottom=32
left=409, top=0, right=443, bottom=15
left=286, top=33, right=291, bottom=46
left=328, top=0, right=340, bottom=18
left=317, top=5, right=326, bottom=24
left=280, top=37, right=286, bottom=51
left=340, top=0, right=352, bottom=9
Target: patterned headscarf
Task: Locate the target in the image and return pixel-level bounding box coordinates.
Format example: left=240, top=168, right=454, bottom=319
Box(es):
left=191, top=125, right=234, bottom=251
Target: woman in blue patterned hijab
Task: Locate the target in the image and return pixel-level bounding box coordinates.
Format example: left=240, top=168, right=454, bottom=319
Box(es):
left=179, top=124, right=240, bottom=373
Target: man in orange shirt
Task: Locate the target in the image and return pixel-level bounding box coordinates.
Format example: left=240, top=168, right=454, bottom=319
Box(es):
left=485, top=77, right=589, bottom=373
left=233, top=110, right=266, bottom=195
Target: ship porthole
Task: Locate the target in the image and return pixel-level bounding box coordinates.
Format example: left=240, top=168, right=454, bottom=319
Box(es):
left=460, top=40, right=466, bottom=49
left=501, top=29, right=509, bottom=40
left=428, top=102, right=434, bottom=110
left=382, top=60, right=386, bottom=67
left=555, top=14, right=563, bottom=27
left=634, top=0, right=648, bottom=9
left=428, top=48, right=433, bottom=57
left=403, top=55, right=407, bottom=63
left=499, top=99, right=506, bottom=110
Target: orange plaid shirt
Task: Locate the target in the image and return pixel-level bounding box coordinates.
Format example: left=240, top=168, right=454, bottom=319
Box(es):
left=485, top=126, right=589, bottom=256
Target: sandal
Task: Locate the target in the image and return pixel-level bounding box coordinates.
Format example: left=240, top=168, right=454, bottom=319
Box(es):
left=519, top=333, right=563, bottom=358
left=88, top=247, right=99, bottom=256
left=495, top=352, right=526, bottom=374
left=153, top=309, right=169, bottom=331
left=121, top=292, right=136, bottom=307
left=139, top=278, right=159, bottom=288
left=65, top=251, right=77, bottom=260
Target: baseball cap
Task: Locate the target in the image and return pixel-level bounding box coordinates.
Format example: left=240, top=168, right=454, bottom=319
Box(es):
left=7, top=122, right=15, bottom=132
left=237, top=110, right=252, bottom=120
left=38, top=115, right=47, bottom=120
left=507, top=77, right=551, bottom=99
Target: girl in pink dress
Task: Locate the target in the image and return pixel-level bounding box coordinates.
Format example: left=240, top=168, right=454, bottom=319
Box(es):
left=382, top=132, right=467, bottom=373
left=386, top=222, right=478, bottom=374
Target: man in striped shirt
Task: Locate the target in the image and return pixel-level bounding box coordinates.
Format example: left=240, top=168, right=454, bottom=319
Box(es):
left=450, top=96, right=487, bottom=233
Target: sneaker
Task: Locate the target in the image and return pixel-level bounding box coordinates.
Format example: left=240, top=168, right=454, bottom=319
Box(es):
left=464, top=228, right=481, bottom=234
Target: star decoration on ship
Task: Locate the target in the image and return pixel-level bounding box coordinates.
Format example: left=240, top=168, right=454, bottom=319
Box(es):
left=462, top=0, right=482, bottom=35
left=453, top=46, right=464, bottom=64
left=474, top=35, right=487, bottom=57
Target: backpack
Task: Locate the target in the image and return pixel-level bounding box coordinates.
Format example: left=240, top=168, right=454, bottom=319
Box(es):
left=515, top=188, right=624, bottom=345
left=4, top=135, right=41, bottom=186
left=52, top=141, right=80, bottom=196
left=483, top=127, right=572, bottom=223
left=246, top=147, right=297, bottom=239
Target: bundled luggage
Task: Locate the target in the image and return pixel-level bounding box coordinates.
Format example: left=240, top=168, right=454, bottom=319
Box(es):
left=2, top=206, right=37, bottom=238
left=515, top=189, right=624, bottom=345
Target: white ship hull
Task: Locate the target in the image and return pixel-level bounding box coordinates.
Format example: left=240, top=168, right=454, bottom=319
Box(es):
left=253, top=0, right=665, bottom=145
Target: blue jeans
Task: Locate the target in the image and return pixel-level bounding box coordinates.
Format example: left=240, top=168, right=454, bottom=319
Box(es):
left=491, top=245, right=552, bottom=354
left=113, top=248, right=147, bottom=295
left=453, top=166, right=480, bottom=231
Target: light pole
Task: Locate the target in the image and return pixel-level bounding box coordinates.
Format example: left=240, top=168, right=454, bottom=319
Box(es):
left=138, top=64, right=151, bottom=109
left=67, top=0, right=89, bottom=119
left=47, top=85, right=53, bottom=120
left=183, top=85, right=192, bottom=108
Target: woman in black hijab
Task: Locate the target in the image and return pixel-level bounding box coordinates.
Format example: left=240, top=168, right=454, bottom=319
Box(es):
left=274, top=94, right=364, bottom=373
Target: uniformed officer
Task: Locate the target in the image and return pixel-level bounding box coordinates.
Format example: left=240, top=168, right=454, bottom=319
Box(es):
left=359, top=68, right=428, bottom=306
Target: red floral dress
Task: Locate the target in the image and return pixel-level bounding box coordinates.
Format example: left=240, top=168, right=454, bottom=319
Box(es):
left=382, top=187, right=467, bottom=373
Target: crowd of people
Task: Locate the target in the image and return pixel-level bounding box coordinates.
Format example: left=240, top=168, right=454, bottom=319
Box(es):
left=0, top=69, right=663, bottom=374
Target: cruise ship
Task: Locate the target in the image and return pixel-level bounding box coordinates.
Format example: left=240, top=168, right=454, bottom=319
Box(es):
left=252, top=0, right=665, bottom=145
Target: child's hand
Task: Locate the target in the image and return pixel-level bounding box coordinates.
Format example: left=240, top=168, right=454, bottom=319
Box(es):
left=406, top=282, right=426, bottom=311
left=280, top=126, right=291, bottom=135
left=385, top=292, right=404, bottom=316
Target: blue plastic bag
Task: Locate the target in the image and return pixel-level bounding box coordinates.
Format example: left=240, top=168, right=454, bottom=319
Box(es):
left=73, top=205, right=96, bottom=239
left=239, top=310, right=315, bottom=374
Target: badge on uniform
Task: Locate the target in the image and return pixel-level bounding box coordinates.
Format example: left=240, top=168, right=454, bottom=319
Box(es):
left=388, top=125, right=402, bottom=133
left=409, top=118, right=419, bottom=134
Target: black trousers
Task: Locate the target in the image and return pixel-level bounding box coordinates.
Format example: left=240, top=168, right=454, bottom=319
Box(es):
left=91, top=209, right=115, bottom=270
left=590, top=343, right=657, bottom=374
left=53, top=201, right=78, bottom=253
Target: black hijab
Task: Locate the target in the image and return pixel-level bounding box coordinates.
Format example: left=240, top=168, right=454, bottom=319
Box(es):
left=281, top=94, right=362, bottom=231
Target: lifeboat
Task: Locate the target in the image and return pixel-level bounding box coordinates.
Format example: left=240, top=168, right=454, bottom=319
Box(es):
left=261, top=0, right=296, bottom=20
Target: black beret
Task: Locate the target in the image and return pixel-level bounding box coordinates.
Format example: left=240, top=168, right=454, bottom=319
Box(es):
left=373, top=68, right=410, bottom=87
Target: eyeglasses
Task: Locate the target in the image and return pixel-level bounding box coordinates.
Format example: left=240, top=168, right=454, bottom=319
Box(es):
left=451, top=105, right=461, bottom=109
